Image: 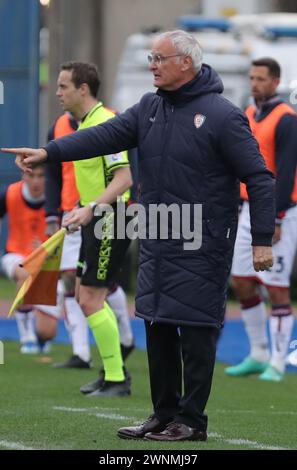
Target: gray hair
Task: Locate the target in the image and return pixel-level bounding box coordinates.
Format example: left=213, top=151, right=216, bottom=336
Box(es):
left=156, top=30, right=203, bottom=72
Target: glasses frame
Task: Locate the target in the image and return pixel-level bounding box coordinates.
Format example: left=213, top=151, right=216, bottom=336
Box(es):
left=147, top=53, right=184, bottom=65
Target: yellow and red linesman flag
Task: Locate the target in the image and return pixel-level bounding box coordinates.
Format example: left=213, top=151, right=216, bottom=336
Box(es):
left=8, top=228, right=66, bottom=317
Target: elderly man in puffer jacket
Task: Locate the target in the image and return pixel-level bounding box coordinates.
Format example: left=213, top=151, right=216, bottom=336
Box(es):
left=4, top=30, right=275, bottom=442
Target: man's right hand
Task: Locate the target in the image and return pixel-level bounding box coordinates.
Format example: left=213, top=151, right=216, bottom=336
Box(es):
left=1, top=147, right=48, bottom=172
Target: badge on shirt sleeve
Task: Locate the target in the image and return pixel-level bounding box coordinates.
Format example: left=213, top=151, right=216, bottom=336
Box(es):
left=105, top=153, right=126, bottom=165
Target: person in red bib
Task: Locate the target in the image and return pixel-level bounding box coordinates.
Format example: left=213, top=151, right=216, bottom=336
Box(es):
left=226, top=58, right=297, bottom=382
left=0, top=165, right=62, bottom=353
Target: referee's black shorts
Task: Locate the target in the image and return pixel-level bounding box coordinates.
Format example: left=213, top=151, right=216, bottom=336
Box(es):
left=77, top=207, right=132, bottom=288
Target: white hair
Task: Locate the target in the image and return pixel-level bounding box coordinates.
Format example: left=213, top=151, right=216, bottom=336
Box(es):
left=156, top=30, right=203, bottom=72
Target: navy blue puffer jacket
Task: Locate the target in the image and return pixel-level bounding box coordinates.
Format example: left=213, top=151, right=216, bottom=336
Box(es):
left=46, top=64, right=275, bottom=328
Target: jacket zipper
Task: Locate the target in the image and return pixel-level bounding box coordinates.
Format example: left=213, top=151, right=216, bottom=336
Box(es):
left=152, top=103, right=175, bottom=322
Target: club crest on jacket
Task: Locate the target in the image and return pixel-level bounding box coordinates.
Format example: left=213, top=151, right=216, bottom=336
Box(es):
left=194, top=114, right=206, bottom=129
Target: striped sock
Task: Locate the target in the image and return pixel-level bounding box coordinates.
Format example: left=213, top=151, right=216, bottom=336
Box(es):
left=270, top=305, right=294, bottom=373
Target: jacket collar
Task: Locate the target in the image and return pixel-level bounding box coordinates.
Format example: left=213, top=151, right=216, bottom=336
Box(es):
left=156, top=64, right=223, bottom=106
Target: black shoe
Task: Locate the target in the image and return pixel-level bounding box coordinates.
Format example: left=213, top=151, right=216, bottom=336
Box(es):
left=145, top=422, right=207, bottom=442
left=80, top=366, right=131, bottom=394
left=121, top=343, right=135, bottom=361
left=80, top=376, right=103, bottom=394
left=117, top=415, right=169, bottom=440
left=53, top=355, right=92, bottom=369
left=86, top=379, right=131, bottom=397
left=123, top=366, right=132, bottom=385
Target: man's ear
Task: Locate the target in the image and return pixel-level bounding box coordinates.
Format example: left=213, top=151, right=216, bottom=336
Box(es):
left=80, top=83, right=89, bottom=96
left=181, top=55, right=193, bottom=72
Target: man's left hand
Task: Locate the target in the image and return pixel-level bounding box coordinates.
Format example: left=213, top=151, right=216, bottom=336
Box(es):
left=62, top=206, right=93, bottom=232
left=252, top=246, right=273, bottom=272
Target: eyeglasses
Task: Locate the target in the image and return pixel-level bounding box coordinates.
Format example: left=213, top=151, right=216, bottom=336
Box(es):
left=147, top=53, right=183, bottom=65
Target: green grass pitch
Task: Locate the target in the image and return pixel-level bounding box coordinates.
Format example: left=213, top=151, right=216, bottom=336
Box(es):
left=0, top=342, right=296, bottom=450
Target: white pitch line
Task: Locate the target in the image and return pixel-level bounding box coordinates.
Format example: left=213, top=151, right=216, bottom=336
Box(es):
left=223, top=438, right=286, bottom=451
left=53, top=406, right=94, bottom=413
left=53, top=406, right=119, bottom=412
left=208, top=432, right=286, bottom=450
left=53, top=407, right=289, bottom=449
left=93, top=413, right=131, bottom=421
left=53, top=406, right=135, bottom=422
left=0, top=440, right=36, bottom=450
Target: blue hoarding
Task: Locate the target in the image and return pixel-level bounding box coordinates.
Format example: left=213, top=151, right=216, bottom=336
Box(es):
left=0, top=0, right=40, bottom=253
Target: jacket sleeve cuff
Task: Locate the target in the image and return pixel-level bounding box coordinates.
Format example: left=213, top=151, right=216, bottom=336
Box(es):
left=251, top=232, right=273, bottom=246
left=43, top=141, right=62, bottom=163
